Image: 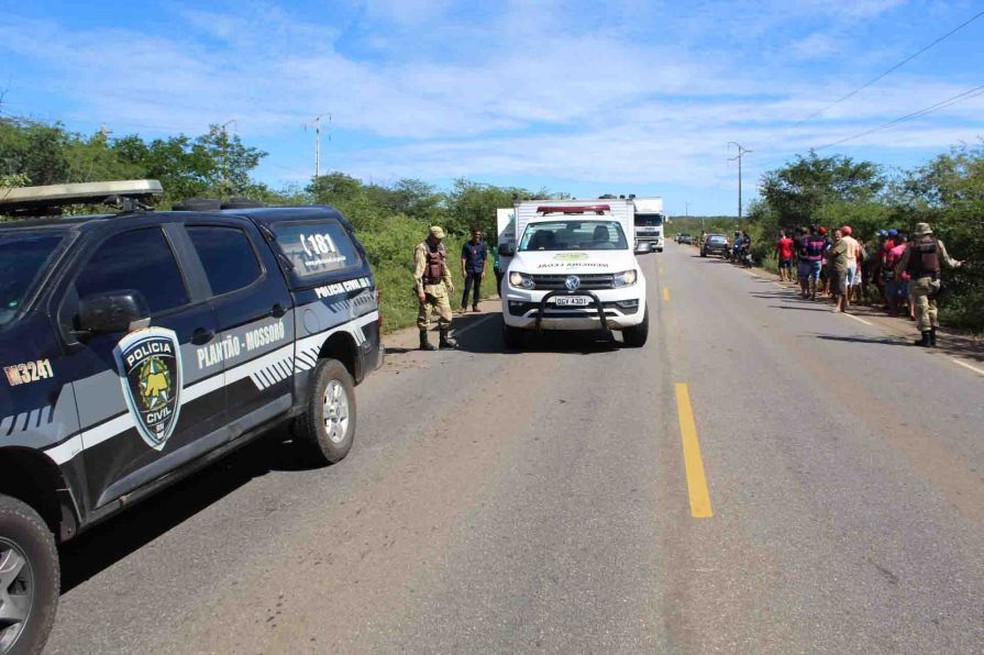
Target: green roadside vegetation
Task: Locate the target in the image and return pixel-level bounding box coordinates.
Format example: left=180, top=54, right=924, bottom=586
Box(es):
left=744, top=147, right=983, bottom=331
left=3, top=117, right=982, bottom=331
left=0, top=118, right=552, bottom=332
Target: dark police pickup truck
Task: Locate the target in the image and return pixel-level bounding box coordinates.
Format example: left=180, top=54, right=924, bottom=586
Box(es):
left=0, top=181, right=382, bottom=654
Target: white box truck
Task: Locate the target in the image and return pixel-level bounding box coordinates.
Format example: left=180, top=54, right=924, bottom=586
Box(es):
left=498, top=199, right=648, bottom=348
left=633, top=196, right=665, bottom=253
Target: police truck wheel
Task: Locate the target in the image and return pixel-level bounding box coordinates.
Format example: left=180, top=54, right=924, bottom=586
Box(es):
left=0, top=495, right=59, bottom=655
left=295, top=359, right=356, bottom=466
left=622, top=305, right=649, bottom=347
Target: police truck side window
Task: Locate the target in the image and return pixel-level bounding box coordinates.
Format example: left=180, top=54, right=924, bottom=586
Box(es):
left=271, top=221, right=361, bottom=278
left=186, top=226, right=261, bottom=296
left=75, top=228, right=189, bottom=315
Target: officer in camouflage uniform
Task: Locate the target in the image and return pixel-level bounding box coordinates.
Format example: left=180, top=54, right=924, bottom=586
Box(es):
left=895, top=222, right=964, bottom=347
left=414, top=226, right=458, bottom=350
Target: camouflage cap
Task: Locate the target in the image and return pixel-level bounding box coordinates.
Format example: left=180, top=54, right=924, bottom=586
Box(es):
left=429, top=226, right=446, bottom=239
left=912, top=222, right=933, bottom=236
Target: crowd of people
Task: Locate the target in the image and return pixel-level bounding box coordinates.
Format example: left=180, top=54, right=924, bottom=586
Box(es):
left=413, top=221, right=967, bottom=352
left=772, top=222, right=965, bottom=346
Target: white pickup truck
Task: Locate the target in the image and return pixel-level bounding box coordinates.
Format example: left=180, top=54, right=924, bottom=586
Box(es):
left=498, top=201, right=648, bottom=348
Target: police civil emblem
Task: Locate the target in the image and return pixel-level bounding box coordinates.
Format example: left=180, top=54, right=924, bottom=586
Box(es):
left=113, top=327, right=184, bottom=450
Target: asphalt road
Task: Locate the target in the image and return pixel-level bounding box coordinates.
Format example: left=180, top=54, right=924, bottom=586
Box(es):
left=46, top=243, right=984, bottom=654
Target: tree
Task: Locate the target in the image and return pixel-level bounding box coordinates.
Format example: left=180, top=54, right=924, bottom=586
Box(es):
left=0, top=118, right=70, bottom=186
left=197, top=125, right=266, bottom=197
left=111, top=126, right=266, bottom=203
left=391, top=178, right=444, bottom=220
left=759, top=150, right=885, bottom=228
left=895, top=142, right=984, bottom=329
left=444, top=179, right=533, bottom=237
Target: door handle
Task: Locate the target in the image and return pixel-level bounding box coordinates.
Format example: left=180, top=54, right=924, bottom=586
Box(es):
left=192, top=328, right=215, bottom=345
left=270, top=304, right=286, bottom=318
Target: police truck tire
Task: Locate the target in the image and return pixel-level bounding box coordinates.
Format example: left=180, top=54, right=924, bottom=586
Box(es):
left=622, top=305, right=649, bottom=347
left=0, top=495, right=59, bottom=655
left=295, top=359, right=356, bottom=466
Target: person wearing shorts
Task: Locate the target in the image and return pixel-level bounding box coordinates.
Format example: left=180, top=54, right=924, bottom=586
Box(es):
left=827, top=228, right=851, bottom=311
left=803, top=226, right=827, bottom=300
left=776, top=230, right=795, bottom=282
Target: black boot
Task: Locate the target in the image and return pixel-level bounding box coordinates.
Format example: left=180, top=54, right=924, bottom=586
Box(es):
left=419, top=329, right=437, bottom=351
left=929, top=327, right=937, bottom=347
left=914, top=331, right=931, bottom=347
left=439, top=328, right=458, bottom=349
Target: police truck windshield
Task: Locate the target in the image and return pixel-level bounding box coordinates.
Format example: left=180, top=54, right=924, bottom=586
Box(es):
left=0, top=233, right=64, bottom=326
left=519, top=220, right=628, bottom=251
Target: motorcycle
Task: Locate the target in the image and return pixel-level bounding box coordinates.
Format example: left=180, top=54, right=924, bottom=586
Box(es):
left=732, top=242, right=754, bottom=267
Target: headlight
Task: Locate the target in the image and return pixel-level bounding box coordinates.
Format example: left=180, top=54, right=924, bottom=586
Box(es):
left=509, top=271, right=535, bottom=289
left=613, top=269, right=638, bottom=288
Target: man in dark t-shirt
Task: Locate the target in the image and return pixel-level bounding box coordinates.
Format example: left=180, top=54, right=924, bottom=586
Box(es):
left=460, top=226, right=487, bottom=312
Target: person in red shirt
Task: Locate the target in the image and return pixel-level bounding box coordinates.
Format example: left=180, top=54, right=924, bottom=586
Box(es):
left=885, top=232, right=910, bottom=317
left=775, top=229, right=795, bottom=282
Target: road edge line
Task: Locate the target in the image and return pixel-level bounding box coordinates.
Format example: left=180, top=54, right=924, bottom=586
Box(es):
left=951, top=358, right=984, bottom=376
left=844, top=313, right=874, bottom=326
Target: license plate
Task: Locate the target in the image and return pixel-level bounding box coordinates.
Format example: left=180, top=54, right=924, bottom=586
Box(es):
left=555, top=296, right=590, bottom=307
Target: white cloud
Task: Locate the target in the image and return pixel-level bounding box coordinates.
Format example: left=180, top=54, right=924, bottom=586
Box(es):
left=0, top=0, right=979, bottom=208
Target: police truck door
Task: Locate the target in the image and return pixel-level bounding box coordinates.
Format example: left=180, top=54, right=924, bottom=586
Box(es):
left=182, top=219, right=294, bottom=436
left=57, top=224, right=225, bottom=512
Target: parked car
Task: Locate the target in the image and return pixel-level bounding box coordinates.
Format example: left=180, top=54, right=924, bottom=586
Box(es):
left=701, top=233, right=730, bottom=257
left=0, top=180, right=383, bottom=655
left=676, top=233, right=693, bottom=244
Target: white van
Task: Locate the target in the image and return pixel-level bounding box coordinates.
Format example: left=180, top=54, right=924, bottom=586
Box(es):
left=498, top=202, right=648, bottom=348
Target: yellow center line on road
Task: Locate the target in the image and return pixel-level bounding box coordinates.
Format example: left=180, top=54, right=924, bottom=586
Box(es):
left=662, top=287, right=671, bottom=302
left=674, top=383, right=713, bottom=518
left=659, top=266, right=665, bottom=275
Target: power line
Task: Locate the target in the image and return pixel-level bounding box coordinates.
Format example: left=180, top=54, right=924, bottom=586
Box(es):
left=815, top=82, right=984, bottom=150
left=795, top=10, right=983, bottom=125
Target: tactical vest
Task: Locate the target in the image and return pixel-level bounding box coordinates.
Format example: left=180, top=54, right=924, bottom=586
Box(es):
left=422, top=242, right=446, bottom=285
left=907, top=235, right=940, bottom=278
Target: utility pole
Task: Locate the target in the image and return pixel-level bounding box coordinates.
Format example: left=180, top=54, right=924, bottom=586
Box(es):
left=728, top=142, right=751, bottom=221
left=307, top=113, right=331, bottom=180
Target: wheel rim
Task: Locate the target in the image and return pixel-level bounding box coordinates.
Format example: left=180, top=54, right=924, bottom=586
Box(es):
left=0, top=537, right=34, bottom=654
left=322, top=380, right=350, bottom=444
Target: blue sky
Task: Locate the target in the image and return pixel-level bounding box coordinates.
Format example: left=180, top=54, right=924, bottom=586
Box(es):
left=1, top=0, right=982, bottom=215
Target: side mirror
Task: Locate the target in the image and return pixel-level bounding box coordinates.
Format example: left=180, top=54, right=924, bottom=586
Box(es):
left=498, top=243, right=515, bottom=257
left=78, top=291, right=151, bottom=335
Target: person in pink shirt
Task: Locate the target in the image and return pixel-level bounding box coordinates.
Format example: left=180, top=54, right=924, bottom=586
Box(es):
left=886, top=233, right=911, bottom=317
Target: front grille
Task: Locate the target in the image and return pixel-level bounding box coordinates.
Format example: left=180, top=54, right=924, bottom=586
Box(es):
left=529, top=273, right=614, bottom=290
left=508, top=300, right=639, bottom=317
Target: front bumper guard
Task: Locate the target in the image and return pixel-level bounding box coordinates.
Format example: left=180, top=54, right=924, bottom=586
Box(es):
left=534, top=289, right=609, bottom=333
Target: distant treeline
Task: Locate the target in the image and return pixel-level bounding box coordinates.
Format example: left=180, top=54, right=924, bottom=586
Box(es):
left=0, top=117, right=567, bottom=330
left=2, top=117, right=981, bottom=330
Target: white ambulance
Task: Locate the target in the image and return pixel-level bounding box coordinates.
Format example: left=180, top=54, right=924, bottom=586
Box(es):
left=498, top=200, right=648, bottom=348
